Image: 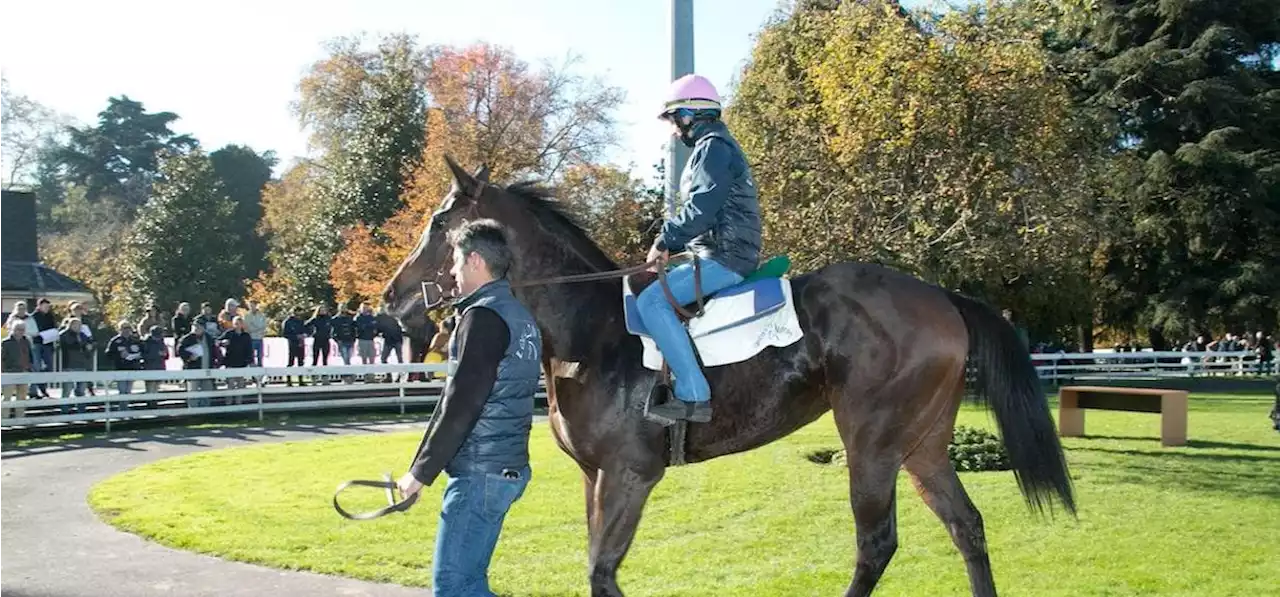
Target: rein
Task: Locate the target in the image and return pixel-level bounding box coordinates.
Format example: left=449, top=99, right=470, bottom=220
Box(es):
left=512, top=252, right=706, bottom=320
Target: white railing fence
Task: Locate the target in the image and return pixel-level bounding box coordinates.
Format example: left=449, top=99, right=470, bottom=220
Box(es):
left=0, top=363, right=452, bottom=431
left=1031, top=350, right=1272, bottom=382
left=1, top=350, right=1271, bottom=431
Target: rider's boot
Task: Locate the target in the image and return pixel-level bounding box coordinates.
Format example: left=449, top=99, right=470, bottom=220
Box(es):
left=647, top=396, right=711, bottom=424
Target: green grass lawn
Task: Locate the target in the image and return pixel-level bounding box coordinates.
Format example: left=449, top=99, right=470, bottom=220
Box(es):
left=88, top=393, right=1280, bottom=596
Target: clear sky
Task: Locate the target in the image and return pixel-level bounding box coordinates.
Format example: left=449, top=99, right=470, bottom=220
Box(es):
left=1, top=0, right=817, bottom=179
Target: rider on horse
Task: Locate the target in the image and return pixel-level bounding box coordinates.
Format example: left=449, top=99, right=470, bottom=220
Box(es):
left=640, top=74, right=762, bottom=423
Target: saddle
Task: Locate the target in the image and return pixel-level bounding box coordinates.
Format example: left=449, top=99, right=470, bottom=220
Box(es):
left=624, top=255, right=793, bottom=466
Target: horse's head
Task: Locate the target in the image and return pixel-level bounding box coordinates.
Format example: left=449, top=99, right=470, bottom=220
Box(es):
left=383, top=155, right=492, bottom=319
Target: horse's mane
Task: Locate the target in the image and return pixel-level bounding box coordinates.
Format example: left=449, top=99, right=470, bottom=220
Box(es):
left=502, top=180, right=619, bottom=272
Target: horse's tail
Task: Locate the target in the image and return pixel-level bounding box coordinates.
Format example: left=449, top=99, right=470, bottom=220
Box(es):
left=945, top=291, right=1077, bottom=517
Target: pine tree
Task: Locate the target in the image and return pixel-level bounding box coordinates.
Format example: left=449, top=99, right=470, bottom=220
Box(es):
left=1082, top=0, right=1280, bottom=344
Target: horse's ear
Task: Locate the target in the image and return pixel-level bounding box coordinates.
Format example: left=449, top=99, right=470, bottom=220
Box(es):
left=475, top=164, right=490, bottom=183
left=444, top=154, right=476, bottom=194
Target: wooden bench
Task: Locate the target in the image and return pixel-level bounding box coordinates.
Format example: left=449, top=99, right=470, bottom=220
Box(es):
left=1058, top=385, right=1188, bottom=447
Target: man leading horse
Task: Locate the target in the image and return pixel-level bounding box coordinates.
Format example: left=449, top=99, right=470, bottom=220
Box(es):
left=640, top=73, right=762, bottom=424
left=395, top=219, right=541, bottom=597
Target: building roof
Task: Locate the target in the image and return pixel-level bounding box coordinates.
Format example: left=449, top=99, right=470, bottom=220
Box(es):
left=1, top=261, right=95, bottom=296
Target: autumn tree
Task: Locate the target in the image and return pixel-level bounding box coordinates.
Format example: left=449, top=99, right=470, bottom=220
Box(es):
left=329, top=43, right=625, bottom=302
left=557, top=162, right=665, bottom=265
left=248, top=161, right=338, bottom=313
left=248, top=34, right=430, bottom=308
left=727, top=0, right=1110, bottom=344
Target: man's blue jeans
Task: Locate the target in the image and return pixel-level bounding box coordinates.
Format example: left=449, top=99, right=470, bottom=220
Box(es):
left=251, top=339, right=264, bottom=366
left=29, top=343, right=52, bottom=397
left=635, top=258, right=744, bottom=402
left=432, top=465, right=530, bottom=597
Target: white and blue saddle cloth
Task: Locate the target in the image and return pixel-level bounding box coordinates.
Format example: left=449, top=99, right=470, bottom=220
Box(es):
left=623, top=276, right=805, bottom=371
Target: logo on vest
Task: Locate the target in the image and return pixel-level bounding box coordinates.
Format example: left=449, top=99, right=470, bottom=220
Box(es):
left=515, top=323, right=539, bottom=361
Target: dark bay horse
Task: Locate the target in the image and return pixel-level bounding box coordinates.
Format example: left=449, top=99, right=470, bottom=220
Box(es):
left=383, top=157, right=1076, bottom=597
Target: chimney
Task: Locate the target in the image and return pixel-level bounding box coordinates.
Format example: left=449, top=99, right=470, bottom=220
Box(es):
left=1, top=190, right=40, bottom=263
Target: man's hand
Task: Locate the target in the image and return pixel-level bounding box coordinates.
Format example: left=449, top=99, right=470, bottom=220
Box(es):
left=397, top=472, right=424, bottom=499
left=646, top=246, right=669, bottom=273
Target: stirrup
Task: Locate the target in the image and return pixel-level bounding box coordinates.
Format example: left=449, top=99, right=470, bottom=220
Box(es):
left=644, top=381, right=678, bottom=426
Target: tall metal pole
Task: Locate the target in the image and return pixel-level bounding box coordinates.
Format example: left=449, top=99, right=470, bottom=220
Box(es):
left=666, top=0, right=695, bottom=218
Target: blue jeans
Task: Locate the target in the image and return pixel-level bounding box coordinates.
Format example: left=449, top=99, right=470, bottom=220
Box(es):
left=635, top=258, right=744, bottom=402
left=337, top=342, right=354, bottom=365
left=60, top=368, right=87, bottom=414
left=251, top=339, right=264, bottom=366
left=433, top=465, right=530, bottom=597
left=29, top=343, right=52, bottom=397
left=115, top=380, right=132, bottom=410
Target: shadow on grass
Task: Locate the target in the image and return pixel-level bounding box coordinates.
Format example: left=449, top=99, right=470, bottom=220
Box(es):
left=1070, top=445, right=1280, bottom=500
left=0, top=408, right=552, bottom=460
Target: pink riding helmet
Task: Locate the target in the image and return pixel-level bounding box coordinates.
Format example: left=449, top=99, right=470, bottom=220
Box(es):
left=660, top=74, right=722, bottom=117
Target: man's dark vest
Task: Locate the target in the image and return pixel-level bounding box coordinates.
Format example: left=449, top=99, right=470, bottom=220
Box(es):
left=445, top=279, right=542, bottom=475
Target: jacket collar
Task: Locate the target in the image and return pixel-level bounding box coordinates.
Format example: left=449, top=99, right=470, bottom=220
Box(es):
left=454, top=278, right=510, bottom=312
left=686, top=119, right=726, bottom=145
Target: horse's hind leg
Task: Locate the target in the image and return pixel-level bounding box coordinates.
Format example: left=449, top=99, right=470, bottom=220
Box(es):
left=843, top=457, right=900, bottom=597
left=587, top=464, right=663, bottom=597
left=831, top=401, right=902, bottom=597
left=905, top=434, right=997, bottom=596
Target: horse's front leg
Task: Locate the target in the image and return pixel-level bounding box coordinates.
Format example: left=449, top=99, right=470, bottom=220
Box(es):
left=586, top=463, right=664, bottom=597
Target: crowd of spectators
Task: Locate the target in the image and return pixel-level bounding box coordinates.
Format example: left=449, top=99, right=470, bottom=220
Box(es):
left=2, top=297, right=455, bottom=417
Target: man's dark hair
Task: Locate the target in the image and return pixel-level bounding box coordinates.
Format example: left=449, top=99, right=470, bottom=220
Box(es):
left=447, top=219, right=514, bottom=279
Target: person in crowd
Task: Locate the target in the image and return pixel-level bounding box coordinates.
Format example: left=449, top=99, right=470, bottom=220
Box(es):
left=142, top=325, right=169, bottom=401
left=1253, top=331, right=1275, bottom=375
left=178, top=322, right=214, bottom=406
left=331, top=307, right=357, bottom=384
left=106, top=320, right=143, bottom=404
left=355, top=303, right=378, bottom=369
left=137, top=304, right=160, bottom=339
left=58, top=317, right=93, bottom=413
left=307, top=304, right=333, bottom=367
left=331, top=307, right=357, bottom=363
left=68, top=302, right=100, bottom=398
left=218, top=316, right=254, bottom=399
left=30, top=298, right=58, bottom=399
left=243, top=300, right=269, bottom=368
left=425, top=317, right=454, bottom=381
left=2, top=320, right=33, bottom=418
left=194, top=302, right=221, bottom=338
left=5, top=302, right=41, bottom=396
left=171, top=302, right=192, bottom=346
left=376, top=304, right=405, bottom=365
left=218, top=298, right=240, bottom=330
left=282, top=306, right=308, bottom=386
left=4, top=301, right=32, bottom=334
